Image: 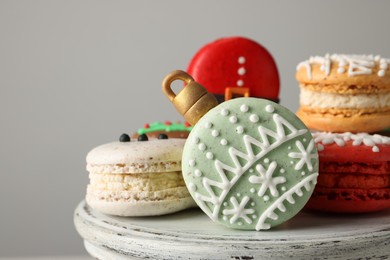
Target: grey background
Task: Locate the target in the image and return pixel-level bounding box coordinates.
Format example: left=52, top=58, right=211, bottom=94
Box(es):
left=1, top=0, right=389, bottom=257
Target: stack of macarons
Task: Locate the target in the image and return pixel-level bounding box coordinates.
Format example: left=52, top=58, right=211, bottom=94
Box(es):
left=296, top=54, right=390, bottom=213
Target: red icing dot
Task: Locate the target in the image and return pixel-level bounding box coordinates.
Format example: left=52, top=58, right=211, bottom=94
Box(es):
left=144, top=123, right=150, bottom=129
left=165, top=121, right=172, bottom=125
left=184, top=122, right=191, bottom=127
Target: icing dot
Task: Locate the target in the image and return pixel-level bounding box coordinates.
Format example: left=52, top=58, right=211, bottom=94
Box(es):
left=265, top=105, right=274, bottom=113
left=211, top=130, right=220, bottom=137
left=249, top=169, right=254, bottom=173
left=238, top=222, right=243, bottom=226
left=380, top=63, right=388, bottom=70
left=221, top=109, right=229, bottom=116
left=337, top=67, right=345, bottom=74
left=249, top=114, right=259, bottom=123
left=375, top=55, right=381, bottom=61
left=380, top=58, right=386, bottom=64
left=237, top=80, right=244, bottom=87
left=301, top=171, right=306, bottom=176
left=205, top=122, right=213, bottom=128
left=236, top=126, right=244, bottom=134
left=223, top=202, right=228, bottom=207
left=223, top=216, right=228, bottom=221
left=206, top=152, right=214, bottom=160
left=372, top=146, right=380, bottom=152
left=236, top=193, right=241, bottom=197
left=188, top=183, right=196, bottom=192
left=189, top=160, right=196, bottom=167
left=263, top=195, right=270, bottom=201
left=264, top=158, right=270, bottom=163
left=238, top=67, right=246, bottom=75
left=281, top=186, right=287, bottom=192
left=303, top=138, right=307, bottom=142
left=288, top=146, right=292, bottom=150
left=280, top=168, right=285, bottom=173
left=252, top=215, right=257, bottom=219
left=251, top=202, right=255, bottom=207
left=250, top=188, right=256, bottom=193
left=220, top=139, right=228, bottom=145
left=194, top=169, right=202, bottom=177
left=229, top=116, right=238, bottom=123
left=198, top=143, right=206, bottom=151
left=238, top=56, right=246, bottom=64
left=193, top=137, right=200, bottom=144
left=290, top=161, right=294, bottom=164
left=378, top=70, right=385, bottom=77
left=240, top=104, right=249, bottom=112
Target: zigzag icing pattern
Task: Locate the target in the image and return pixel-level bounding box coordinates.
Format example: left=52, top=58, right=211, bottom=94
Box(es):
left=193, top=112, right=308, bottom=220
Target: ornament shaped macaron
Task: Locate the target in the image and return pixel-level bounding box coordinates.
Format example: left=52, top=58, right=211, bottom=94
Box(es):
left=296, top=54, right=390, bottom=133
left=187, top=36, right=280, bottom=103
left=86, top=133, right=196, bottom=216
left=163, top=70, right=319, bottom=230
left=306, top=132, right=390, bottom=213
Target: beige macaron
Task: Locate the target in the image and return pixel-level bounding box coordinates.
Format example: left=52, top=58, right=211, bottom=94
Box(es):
left=86, top=137, right=196, bottom=216
left=296, top=54, right=390, bottom=133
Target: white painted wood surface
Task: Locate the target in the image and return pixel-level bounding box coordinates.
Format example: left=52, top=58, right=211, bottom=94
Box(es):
left=74, top=200, right=390, bottom=259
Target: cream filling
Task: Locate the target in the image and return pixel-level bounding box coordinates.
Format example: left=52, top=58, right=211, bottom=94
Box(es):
left=87, top=171, right=190, bottom=202
left=300, top=87, right=390, bottom=109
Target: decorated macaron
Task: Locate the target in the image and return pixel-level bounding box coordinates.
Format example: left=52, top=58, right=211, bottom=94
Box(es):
left=187, top=36, right=280, bottom=103
left=86, top=134, right=196, bottom=216
left=296, top=54, right=390, bottom=133
left=132, top=121, right=192, bottom=139
left=306, top=132, right=390, bottom=213
left=163, top=70, right=319, bottom=231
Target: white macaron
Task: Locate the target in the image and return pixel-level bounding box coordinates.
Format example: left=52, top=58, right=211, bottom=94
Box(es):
left=86, top=134, right=196, bottom=216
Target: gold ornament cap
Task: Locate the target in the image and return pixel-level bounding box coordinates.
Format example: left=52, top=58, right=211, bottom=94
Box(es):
left=162, top=70, right=218, bottom=126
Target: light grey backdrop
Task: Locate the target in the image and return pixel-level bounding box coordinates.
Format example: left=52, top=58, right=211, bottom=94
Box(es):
left=1, top=0, right=389, bottom=257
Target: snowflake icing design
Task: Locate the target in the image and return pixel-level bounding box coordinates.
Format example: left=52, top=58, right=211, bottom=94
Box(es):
left=248, top=161, right=286, bottom=197
left=222, top=196, right=255, bottom=224
left=288, top=140, right=317, bottom=171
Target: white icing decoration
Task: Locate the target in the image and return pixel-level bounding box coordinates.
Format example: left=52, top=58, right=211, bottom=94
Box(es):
left=223, top=202, right=228, bottom=207
left=251, top=202, right=255, bottom=206
left=240, top=104, right=249, bottom=112
left=205, top=122, right=213, bottom=129
left=249, top=168, right=254, bottom=173
left=237, top=80, right=244, bottom=87
left=191, top=111, right=308, bottom=221
left=193, top=137, right=200, bottom=144
left=195, top=169, right=202, bottom=177
left=229, top=116, right=238, bottom=123
left=249, top=161, right=286, bottom=197
left=236, top=126, right=244, bottom=134
left=255, top=173, right=318, bottom=230
left=223, top=216, right=228, bottom=221
left=250, top=188, right=256, bottom=193
left=198, top=143, right=206, bottom=151
left=220, top=139, right=228, bottom=146
left=189, top=159, right=196, bottom=167
left=281, top=186, right=286, bottom=192
left=236, top=193, right=241, bottom=197
left=297, top=54, right=389, bottom=78
left=373, top=146, right=379, bottom=152
left=238, top=56, right=246, bottom=64
left=212, top=130, right=220, bottom=137
left=238, top=222, right=243, bottom=226
left=221, top=109, right=229, bottom=116
left=252, top=215, right=257, bottom=219
left=263, top=195, right=270, bottom=201
left=188, top=183, right=196, bottom=192
left=238, top=67, right=246, bottom=75
left=264, top=158, right=270, bottom=163
left=301, top=171, right=305, bottom=176
left=312, top=132, right=390, bottom=153
left=206, top=152, right=214, bottom=160
left=265, top=105, right=274, bottom=113
left=288, top=140, right=317, bottom=171
left=249, top=114, right=259, bottom=123
left=280, top=168, right=285, bottom=173
left=222, top=196, right=255, bottom=224
left=303, top=138, right=307, bottom=142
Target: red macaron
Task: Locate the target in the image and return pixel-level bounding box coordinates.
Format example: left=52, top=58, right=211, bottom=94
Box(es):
left=187, top=36, right=280, bottom=103
left=305, top=132, right=390, bottom=213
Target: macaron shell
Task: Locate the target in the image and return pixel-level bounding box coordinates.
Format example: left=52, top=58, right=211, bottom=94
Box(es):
left=187, top=37, right=279, bottom=100
left=306, top=187, right=390, bottom=213
left=86, top=139, right=186, bottom=173
left=182, top=98, right=318, bottom=230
